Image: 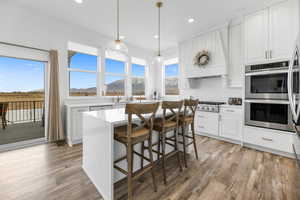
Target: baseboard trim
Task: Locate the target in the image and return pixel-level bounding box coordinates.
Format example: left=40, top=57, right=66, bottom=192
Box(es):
left=196, top=132, right=243, bottom=146
left=67, top=139, right=82, bottom=147
left=0, top=138, right=47, bottom=153
left=244, top=143, right=295, bottom=159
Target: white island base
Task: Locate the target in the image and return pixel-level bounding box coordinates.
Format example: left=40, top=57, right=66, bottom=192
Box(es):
left=82, top=109, right=184, bottom=200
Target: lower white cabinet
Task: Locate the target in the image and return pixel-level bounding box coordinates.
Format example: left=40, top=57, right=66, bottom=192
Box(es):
left=219, top=107, right=243, bottom=141
left=195, top=111, right=219, bottom=136
left=66, top=106, right=89, bottom=146
left=195, top=106, right=243, bottom=144
left=244, top=126, right=293, bottom=154
left=65, top=103, right=115, bottom=146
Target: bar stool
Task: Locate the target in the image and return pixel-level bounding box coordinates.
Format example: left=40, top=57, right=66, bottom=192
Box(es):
left=149, top=101, right=183, bottom=185
left=114, top=103, right=159, bottom=200
left=167, top=99, right=199, bottom=168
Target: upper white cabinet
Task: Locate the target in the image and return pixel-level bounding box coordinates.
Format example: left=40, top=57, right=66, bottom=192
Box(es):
left=244, top=0, right=299, bottom=64
left=245, top=10, right=269, bottom=64
left=269, top=1, right=296, bottom=61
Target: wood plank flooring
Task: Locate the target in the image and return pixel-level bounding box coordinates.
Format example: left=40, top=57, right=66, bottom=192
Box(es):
left=1, top=136, right=300, bottom=200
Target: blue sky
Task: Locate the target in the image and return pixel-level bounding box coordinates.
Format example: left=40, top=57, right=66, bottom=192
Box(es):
left=165, top=63, right=179, bottom=77
left=0, top=56, right=45, bottom=92
left=70, top=53, right=146, bottom=87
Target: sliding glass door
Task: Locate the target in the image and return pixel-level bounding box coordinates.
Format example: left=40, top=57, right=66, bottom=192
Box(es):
left=0, top=56, right=46, bottom=145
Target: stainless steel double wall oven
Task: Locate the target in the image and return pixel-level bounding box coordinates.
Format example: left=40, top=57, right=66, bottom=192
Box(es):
left=245, top=61, right=299, bottom=131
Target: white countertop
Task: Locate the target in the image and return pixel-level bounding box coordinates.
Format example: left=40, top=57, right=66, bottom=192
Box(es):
left=83, top=107, right=172, bottom=125
left=220, top=104, right=243, bottom=109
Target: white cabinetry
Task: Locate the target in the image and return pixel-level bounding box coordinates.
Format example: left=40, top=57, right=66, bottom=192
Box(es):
left=219, top=106, right=243, bottom=141
left=245, top=10, right=269, bottom=64
left=269, top=1, right=296, bottom=61
left=66, top=106, right=89, bottom=146
left=195, top=111, right=219, bottom=136
left=65, top=103, right=115, bottom=146
left=244, top=0, right=298, bottom=64
left=244, top=126, right=293, bottom=154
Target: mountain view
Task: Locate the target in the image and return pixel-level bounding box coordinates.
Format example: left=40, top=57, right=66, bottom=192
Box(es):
left=70, top=77, right=179, bottom=96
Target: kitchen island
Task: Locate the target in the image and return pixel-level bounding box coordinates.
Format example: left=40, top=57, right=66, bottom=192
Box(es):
left=81, top=108, right=180, bottom=200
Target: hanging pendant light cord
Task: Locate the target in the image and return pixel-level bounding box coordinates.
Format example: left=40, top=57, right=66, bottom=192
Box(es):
left=158, top=4, right=161, bottom=56
left=117, top=0, right=120, bottom=40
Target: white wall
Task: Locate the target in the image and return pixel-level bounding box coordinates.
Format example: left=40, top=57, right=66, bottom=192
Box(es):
left=0, top=1, right=155, bottom=106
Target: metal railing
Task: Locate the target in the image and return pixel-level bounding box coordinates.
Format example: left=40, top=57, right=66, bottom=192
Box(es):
left=3, top=101, right=44, bottom=124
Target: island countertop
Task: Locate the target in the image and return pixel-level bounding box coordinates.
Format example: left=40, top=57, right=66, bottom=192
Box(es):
left=83, top=107, right=170, bottom=126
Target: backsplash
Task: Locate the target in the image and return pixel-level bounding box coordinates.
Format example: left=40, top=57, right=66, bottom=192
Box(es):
left=181, top=76, right=242, bottom=102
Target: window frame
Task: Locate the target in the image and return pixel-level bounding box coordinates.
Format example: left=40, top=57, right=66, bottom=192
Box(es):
left=163, top=58, right=180, bottom=96
left=67, top=47, right=101, bottom=99
left=131, top=57, right=147, bottom=97
left=104, top=52, right=128, bottom=97
left=66, top=42, right=150, bottom=99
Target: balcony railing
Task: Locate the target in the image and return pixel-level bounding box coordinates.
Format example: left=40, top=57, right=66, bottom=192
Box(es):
left=2, top=101, right=44, bottom=125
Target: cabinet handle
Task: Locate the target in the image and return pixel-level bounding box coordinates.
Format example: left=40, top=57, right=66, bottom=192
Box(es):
left=269, top=50, right=272, bottom=59
left=199, top=126, right=205, bottom=129
left=265, top=51, right=268, bottom=59
left=198, top=116, right=205, bottom=118
left=226, top=109, right=235, bottom=112
left=262, top=137, right=273, bottom=142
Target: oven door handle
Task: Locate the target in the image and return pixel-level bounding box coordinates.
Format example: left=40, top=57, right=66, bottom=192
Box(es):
left=244, top=99, right=290, bottom=104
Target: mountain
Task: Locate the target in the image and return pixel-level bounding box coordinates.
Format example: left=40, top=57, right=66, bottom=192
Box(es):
left=69, top=78, right=178, bottom=95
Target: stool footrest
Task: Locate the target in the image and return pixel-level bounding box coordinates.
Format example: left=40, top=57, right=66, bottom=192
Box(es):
left=132, top=164, right=153, bottom=180
left=114, top=156, right=127, bottom=164
left=114, top=165, right=128, bottom=175
left=133, top=150, right=151, bottom=162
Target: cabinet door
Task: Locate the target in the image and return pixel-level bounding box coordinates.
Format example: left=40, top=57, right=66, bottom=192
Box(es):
left=269, top=1, right=294, bottom=61
left=195, top=112, right=219, bottom=136
left=245, top=9, right=269, bottom=64
left=71, top=107, right=89, bottom=142
left=220, top=113, right=242, bottom=141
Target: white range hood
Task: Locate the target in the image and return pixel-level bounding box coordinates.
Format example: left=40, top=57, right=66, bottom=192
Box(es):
left=179, top=26, right=228, bottom=79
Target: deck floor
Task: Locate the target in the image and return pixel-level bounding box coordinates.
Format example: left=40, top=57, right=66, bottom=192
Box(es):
left=0, top=136, right=300, bottom=200
left=0, top=122, right=44, bottom=145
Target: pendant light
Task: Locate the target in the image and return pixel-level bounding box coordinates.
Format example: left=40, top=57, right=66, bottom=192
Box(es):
left=109, top=0, right=128, bottom=54
left=155, top=2, right=163, bottom=63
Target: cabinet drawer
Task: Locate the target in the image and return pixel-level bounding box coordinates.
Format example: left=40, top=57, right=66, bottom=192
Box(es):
left=220, top=107, right=242, bottom=115
left=244, top=126, right=293, bottom=153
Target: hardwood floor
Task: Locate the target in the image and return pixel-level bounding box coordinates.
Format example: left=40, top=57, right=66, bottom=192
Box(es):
left=1, top=136, right=300, bottom=200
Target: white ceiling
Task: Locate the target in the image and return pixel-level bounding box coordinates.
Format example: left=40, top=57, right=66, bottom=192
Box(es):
left=13, top=0, right=283, bottom=52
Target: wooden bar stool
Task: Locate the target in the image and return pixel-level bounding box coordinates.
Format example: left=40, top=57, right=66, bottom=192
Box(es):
left=114, top=103, right=159, bottom=200
left=167, top=99, right=199, bottom=168
left=149, top=101, right=183, bottom=185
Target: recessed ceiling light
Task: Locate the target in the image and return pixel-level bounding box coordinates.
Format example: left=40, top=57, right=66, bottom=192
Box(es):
left=188, top=18, right=195, bottom=23
left=119, top=35, right=125, bottom=40
left=154, top=35, right=159, bottom=39
left=74, top=0, right=83, bottom=4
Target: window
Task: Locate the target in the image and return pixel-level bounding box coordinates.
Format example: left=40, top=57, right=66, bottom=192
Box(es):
left=164, top=58, right=179, bottom=95
left=131, top=57, right=146, bottom=96
left=68, top=42, right=98, bottom=97
left=104, top=51, right=127, bottom=96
